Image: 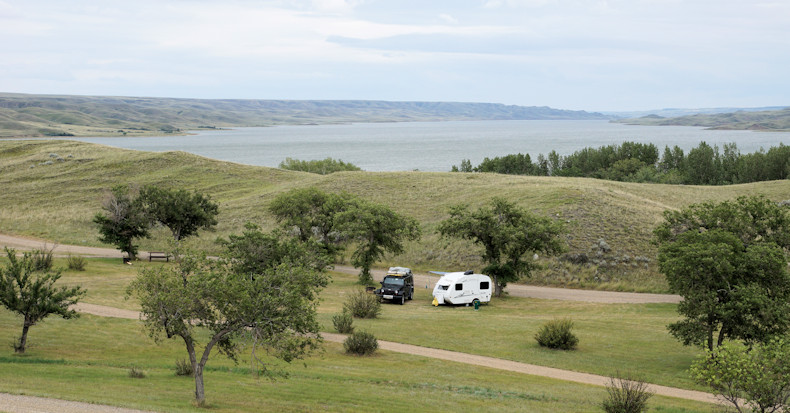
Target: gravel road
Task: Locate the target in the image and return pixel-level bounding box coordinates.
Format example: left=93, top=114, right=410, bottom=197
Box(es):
left=0, top=233, right=679, bottom=304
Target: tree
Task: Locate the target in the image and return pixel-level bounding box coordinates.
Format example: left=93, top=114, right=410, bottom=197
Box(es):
left=690, top=338, right=790, bottom=413
left=218, top=223, right=330, bottom=274
left=437, top=198, right=565, bottom=297
left=338, top=199, right=421, bottom=284
left=93, top=185, right=149, bottom=260
left=138, top=186, right=219, bottom=244
left=655, top=196, right=790, bottom=350
left=127, top=242, right=327, bottom=405
left=0, top=248, right=85, bottom=353
left=268, top=187, right=352, bottom=259
left=269, top=188, right=421, bottom=283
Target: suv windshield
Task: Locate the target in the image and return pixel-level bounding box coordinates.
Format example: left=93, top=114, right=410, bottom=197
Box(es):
left=383, top=277, right=405, bottom=286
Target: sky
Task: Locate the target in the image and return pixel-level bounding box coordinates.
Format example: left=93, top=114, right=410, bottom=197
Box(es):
left=2, top=0, right=789, bottom=112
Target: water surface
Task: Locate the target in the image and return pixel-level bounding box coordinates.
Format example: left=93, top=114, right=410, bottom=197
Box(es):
left=70, top=120, right=790, bottom=172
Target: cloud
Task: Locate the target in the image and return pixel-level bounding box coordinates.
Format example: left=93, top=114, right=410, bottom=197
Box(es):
left=1, top=0, right=788, bottom=110
left=438, top=13, right=458, bottom=24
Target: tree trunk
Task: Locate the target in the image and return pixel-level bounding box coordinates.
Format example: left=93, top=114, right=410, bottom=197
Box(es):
left=194, top=364, right=206, bottom=406
left=493, top=275, right=503, bottom=297
left=16, top=320, right=31, bottom=353
left=182, top=335, right=205, bottom=405
left=716, top=325, right=727, bottom=348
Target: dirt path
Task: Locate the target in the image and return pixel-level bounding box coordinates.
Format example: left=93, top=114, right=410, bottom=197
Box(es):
left=0, top=393, right=154, bottom=413
left=0, top=232, right=681, bottom=304
left=66, top=303, right=720, bottom=405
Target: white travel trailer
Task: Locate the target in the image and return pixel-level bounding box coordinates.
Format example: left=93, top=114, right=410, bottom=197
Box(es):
left=431, top=270, right=492, bottom=305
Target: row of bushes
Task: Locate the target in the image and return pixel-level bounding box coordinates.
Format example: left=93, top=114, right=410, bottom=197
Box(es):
left=453, top=141, right=790, bottom=185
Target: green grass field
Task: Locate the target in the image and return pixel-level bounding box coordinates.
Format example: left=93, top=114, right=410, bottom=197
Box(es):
left=0, top=257, right=714, bottom=412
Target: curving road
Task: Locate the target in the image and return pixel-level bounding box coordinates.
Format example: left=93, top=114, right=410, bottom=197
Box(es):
left=0, top=233, right=680, bottom=304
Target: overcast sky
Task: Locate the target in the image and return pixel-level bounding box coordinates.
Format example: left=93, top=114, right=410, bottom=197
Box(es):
left=2, top=0, right=788, bottom=111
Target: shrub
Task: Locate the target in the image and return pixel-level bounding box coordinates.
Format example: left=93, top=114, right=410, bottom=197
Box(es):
left=278, top=157, right=361, bottom=174
left=67, top=255, right=86, bottom=271
left=534, top=318, right=579, bottom=350
left=344, top=331, right=378, bottom=355
left=128, top=366, right=146, bottom=378
left=31, top=245, right=55, bottom=271
left=332, top=310, right=354, bottom=334
left=601, top=373, right=653, bottom=413
left=343, top=289, right=381, bottom=319
left=175, top=358, right=194, bottom=377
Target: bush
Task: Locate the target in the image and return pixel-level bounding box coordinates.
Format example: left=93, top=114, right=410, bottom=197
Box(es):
left=344, top=331, right=378, bottom=355
left=128, top=366, right=146, bottom=378
left=332, top=310, right=354, bottom=334
left=601, top=373, right=653, bottom=413
left=534, top=318, right=579, bottom=350
left=31, top=245, right=55, bottom=271
left=690, top=338, right=790, bottom=413
left=175, top=358, right=194, bottom=377
left=278, top=157, right=361, bottom=174
left=67, top=255, right=86, bottom=271
left=343, top=289, right=381, bottom=319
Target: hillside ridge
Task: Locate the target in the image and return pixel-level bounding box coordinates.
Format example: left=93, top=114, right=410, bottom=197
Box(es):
left=0, top=92, right=607, bottom=138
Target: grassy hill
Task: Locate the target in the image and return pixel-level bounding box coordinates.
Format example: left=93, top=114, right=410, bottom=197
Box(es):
left=0, top=92, right=607, bottom=138
left=2, top=139, right=788, bottom=292
left=616, top=107, right=790, bottom=131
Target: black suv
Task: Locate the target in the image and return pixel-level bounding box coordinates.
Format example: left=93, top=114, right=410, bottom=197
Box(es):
left=375, top=267, right=414, bottom=305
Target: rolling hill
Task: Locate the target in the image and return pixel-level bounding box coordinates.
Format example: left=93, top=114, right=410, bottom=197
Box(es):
left=0, top=92, right=607, bottom=138
left=2, top=139, right=788, bottom=293
left=615, top=107, right=790, bottom=131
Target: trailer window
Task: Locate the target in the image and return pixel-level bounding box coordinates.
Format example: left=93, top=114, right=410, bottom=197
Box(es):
left=455, top=283, right=463, bottom=291
left=438, top=285, right=449, bottom=291
left=480, top=281, right=490, bottom=290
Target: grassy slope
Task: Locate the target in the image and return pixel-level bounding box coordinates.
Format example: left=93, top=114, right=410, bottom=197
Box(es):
left=0, top=257, right=712, bottom=412
left=2, top=139, right=789, bottom=292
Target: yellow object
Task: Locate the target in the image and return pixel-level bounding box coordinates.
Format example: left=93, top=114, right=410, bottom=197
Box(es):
left=432, top=297, right=438, bottom=306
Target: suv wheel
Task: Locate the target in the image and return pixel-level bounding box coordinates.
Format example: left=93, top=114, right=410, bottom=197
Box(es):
left=400, top=295, right=405, bottom=305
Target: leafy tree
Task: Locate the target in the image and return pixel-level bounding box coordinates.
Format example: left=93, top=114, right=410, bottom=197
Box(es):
left=459, top=158, right=473, bottom=172
left=269, top=188, right=421, bottom=283
left=0, top=248, right=85, bottom=353
left=655, top=196, right=790, bottom=350
left=278, top=157, right=361, bottom=174
left=93, top=185, right=149, bottom=260
left=684, top=141, right=720, bottom=184
left=218, top=223, right=330, bottom=273
left=268, top=187, right=352, bottom=259
left=338, top=199, right=421, bottom=284
left=127, top=244, right=327, bottom=405
left=138, top=186, right=219, bottom=244
left=690, top=337, right=790, bottom=413
left=437, top=198, right=565, bottom=297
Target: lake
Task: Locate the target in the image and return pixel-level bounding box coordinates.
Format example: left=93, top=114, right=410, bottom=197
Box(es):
left=70, top=120, right=790, bottom=172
